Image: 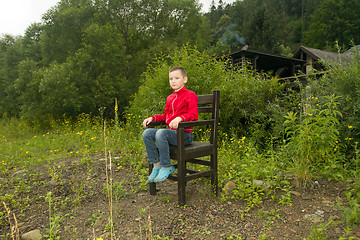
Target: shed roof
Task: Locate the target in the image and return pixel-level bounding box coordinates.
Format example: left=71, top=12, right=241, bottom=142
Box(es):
left=344, top=45, right=360, bottom=59
left=292, top=45, right=350, bottom=63
left=227, top=45, right=305, bottom=74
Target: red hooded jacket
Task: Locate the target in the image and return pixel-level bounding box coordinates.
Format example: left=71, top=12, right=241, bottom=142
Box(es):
left=151, top=86, right=198, bottom=133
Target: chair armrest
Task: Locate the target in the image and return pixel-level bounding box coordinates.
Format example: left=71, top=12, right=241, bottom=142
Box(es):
left=147, top=119, right=214, bottom=128
left=147, top=121, right=166, bottom=127
left=178, top=120, right=214, bottom=128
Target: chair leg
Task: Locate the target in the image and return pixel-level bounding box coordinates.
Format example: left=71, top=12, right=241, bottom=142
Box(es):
left=149, top=164, right=157, bottom=195
left=178, top=179, right=186, bottom=206
left=211, top=155, right=219, bottom=196
left=177, top=160, right=186, bottom=205
left=211, top=174, right=218, bottom=196
left=150, top=182, right=157, bottom=195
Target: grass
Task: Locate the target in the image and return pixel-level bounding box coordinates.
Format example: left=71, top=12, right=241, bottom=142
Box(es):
left=0, top=115, right=359, bottom=239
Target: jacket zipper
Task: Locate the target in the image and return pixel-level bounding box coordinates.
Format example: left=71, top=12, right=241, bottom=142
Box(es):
left=172, top=93, right=177, bottom=118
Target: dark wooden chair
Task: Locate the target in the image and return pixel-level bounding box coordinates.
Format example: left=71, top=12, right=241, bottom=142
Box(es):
left=148, top=90, right=220, bottom=205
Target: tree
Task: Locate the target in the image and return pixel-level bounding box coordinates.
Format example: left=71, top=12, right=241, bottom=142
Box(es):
left=40, top=0, right=96, bottom=64
left=305, top=0, right=360, bottom=50
left=15, top=59, right=43, bottom=122
left=16, top=0, right=212, bottom=122
left=243, top=5, right=277, bottom=51
left=0, top=35, right=24, bottom=117
left=20, top=23, right=129, bottom=120
left=22, top=23, right=43, bottom=63
left=212, top=15, right=245, bottom=53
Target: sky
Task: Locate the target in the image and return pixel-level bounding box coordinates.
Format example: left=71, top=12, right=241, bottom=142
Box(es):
left=0, top=0, right=236, bottom=36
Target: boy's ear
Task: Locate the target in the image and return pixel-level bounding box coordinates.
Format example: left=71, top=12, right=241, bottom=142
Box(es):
left=184, top=76, right=188, bottom=83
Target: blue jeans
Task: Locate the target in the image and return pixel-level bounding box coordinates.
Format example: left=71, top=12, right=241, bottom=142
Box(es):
left=142, top=128, right=193, bottom=168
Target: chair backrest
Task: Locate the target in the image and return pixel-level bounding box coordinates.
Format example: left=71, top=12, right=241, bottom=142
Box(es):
left=197, top=90, right=220, bottom=145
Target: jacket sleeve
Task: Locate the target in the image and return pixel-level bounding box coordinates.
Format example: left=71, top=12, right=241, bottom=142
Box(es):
left=151, top=113, right=165, bottom=122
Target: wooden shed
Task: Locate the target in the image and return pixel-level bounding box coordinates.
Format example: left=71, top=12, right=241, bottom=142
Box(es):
left=226, top=45, right=306, bottom=78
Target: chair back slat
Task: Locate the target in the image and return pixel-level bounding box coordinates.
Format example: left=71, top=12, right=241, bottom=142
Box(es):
left=198, top=106, right=212, bottom=113
left=197, top=94, right=213, bottom=105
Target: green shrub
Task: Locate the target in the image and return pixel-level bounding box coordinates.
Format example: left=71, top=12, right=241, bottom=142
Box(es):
left=283, top=94, right=343, bottom=185
left=126, top=45, right=286, bottom=147
left=307, top=47, right=360, bottom=161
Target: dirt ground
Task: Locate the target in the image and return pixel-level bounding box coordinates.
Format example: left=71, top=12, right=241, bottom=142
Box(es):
left=1, top=155, right=360, bottom=240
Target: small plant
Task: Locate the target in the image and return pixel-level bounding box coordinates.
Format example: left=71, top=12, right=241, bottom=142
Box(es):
left=86, top=210, right=103, bottom=227
left=306, top=222, right=329, bottom=240
left=258, top=209, right=281, bottom=227
left=69, top=177, right=85, bottom=205
left=159, top=196, right=171, bottom=203
left=44, top=192, right=64, bottom=240
left=259, top=234, right=268, bottom=240
left=154, top=235, right=170, bottom=240
left=104, top=220, right=113, bottom=233
left=80, top=157, right=93, bottom=165
left=138, top=208, right=147, bottom=218
left=112, top=181, right=127, bottom=201
left=48, top=165, right=63, bottom=185
left=337, top=177, right=360, bottom=228
left=226, top=235, right=244, bottom=240
left=258, top=209, right=281, bottom=221
left=137, top=207, right=153, bottom=240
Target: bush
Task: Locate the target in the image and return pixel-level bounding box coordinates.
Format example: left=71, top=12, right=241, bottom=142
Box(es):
left=126, top=45, right=286, bottom=146
left=308, top=48, right=360, bottom=146
left=304, top=46, right=360, bottom=175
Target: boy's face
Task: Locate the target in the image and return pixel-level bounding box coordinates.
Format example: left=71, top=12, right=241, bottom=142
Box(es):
left=169, top=69, right=187, bottom=92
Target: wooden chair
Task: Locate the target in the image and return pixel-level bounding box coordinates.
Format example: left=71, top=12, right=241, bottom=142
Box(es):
left=148, top=90, right=220, bottom=205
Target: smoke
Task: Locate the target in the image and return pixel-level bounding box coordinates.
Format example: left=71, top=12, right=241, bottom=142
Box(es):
left=220, top=30, right=246, bottom=48
left=234, top=34, right=246, bottom=45
left=219, top=23, right=246, bottom=48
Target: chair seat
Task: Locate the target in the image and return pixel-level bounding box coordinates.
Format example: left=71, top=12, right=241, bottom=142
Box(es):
left=170, top=141, right=214, bottom=160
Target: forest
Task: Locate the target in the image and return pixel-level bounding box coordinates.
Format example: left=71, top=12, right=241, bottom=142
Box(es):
left=1, top=0, right=360, bottom=239
left=1, top=0, right=359, bottom=122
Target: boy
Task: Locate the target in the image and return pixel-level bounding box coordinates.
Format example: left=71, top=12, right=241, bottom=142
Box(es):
left=142, top=66, right=198, bottom=183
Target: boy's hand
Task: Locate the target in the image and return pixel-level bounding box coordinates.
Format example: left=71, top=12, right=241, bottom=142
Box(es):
left=169, top=117, right=182, bottom=129
left=142, top=117, right=153, bottom=128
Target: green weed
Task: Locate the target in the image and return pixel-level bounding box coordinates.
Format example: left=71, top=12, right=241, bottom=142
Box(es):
left=112, top=181, right=128, bottom=201
left=44, top=192, right=64, bottom=240
left=284, top=94, right=342, bottom=186
left=336, top=177, right=360, bottom=228
left=87, top=210, right=104, bottom=227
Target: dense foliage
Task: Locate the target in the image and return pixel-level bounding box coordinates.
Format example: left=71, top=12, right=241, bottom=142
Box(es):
left=1, top=0, right=360, bottom=122
left=0, top=0, right=210, bottom=122
left=128, top=44, right=360, bottom=185
left=126, top=46, right=284, bottom=147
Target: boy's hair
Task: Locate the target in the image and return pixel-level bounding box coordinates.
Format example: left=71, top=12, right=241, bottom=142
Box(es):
left=170, top=66, right=187, bottom=77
